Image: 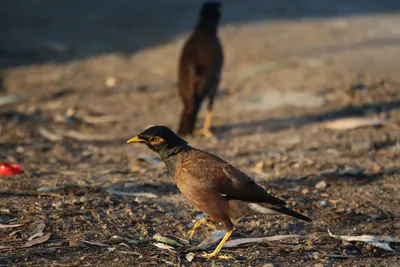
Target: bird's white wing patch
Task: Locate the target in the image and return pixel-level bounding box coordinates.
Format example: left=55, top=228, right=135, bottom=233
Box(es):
left=249, top=203, right=280, bottom=215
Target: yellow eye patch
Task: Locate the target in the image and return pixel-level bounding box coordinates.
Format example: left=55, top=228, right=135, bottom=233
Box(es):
left=148, top=136, right=164, bottom=145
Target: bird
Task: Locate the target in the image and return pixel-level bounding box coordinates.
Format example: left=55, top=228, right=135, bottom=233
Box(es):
left=127, top=125, right=312, bottom=258
left=177, top=1, right=224, bottom=138
left=127, top=126, right=312, bottom=259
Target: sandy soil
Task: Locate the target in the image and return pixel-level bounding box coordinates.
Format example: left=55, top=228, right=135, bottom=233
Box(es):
left=1, top=1, right=400, bottom=266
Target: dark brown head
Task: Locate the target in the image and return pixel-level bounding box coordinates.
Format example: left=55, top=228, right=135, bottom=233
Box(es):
left=200, top=1, right=222, bottom=22
left=127, top=125, right=188, bottom=154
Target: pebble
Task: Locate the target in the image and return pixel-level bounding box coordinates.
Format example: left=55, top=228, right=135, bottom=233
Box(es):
left=344, top=248, right=360, bottom=256
left=302, top=188, right=309, bottom=195
left=315, top=180, right=327, bottom=190
left=319, top=199, right=329, bottom=208
left=339, top=166, right=364, bottom=176
left=351, top=141, right=372, bottom=152
left=195, top=213, right=206, bottom=220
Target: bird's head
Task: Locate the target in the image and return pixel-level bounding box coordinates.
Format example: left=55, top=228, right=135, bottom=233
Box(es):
left=127, top=125, right=188, bottom=153
left=200, top=1, right=222, bottom=21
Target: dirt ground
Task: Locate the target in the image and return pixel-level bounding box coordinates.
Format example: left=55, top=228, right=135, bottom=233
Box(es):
left=1, top=1, right=400, bottom=266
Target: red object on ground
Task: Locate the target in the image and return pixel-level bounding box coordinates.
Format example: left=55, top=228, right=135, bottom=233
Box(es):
left=0, top=163, right=22, bottom=176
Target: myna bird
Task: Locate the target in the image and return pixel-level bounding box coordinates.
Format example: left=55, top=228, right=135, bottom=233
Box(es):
left=127, top=126, right=312, bottom=258
left=177, top=1, right=224, bottom=138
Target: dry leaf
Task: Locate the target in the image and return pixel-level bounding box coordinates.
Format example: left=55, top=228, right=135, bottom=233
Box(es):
left=0, top=94, right=27, bottom=107
left=151, top=242, right=175, bottom=251
left=38, top=127, right=63, bottom=141
left=105, top=188, right=158, bottom=198
left=185, top=252, right=195, bottom=262
left=196, top=231, right=305, bottom=251
left=224, top=234, right=305, bottom=248
left=21, top=233, right=51, bottom=248
left=323, top=117, right=386, bottom=131
left=0, top=223, right=23, bottom=229
left=37, top=185, right=67, bottom=193
left=81, top=239, right=109, bottom=247
left=152, top=234, right=183, bottom=247
left=68, top=235, right=86, bottom=248
left=117, top=242, right=131, bottom=249
left=196, top=230, right=225, bottom=250
left=28, top=232, right=44, bottom=241
left=328, top=229, right=398, bottom=252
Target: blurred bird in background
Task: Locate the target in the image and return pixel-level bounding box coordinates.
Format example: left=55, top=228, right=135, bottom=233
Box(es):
left=177, top=1, right=224, bottom=138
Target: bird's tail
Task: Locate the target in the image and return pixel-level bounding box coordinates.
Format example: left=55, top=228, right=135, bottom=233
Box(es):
left=269, top=205, right=312, bottom=222
left=177, top=106, right=200, bottom=136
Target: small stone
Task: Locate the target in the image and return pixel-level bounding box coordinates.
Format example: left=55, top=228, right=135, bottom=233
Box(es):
left=340, top=166, right=364, bottom=176
left=315, top=180, right=327, bottom=190
left=302, top=188, right=309, bottom=195
left=365, top=245, right=373, bottom=252
left=195, top=213, right=206, bottom=220
left=351, top=141, right=372, bottom=152
left=319, top=200, right=329, bottom=208
left=344, top=248, right=360, bottom=256
left=370, top=213, right=381, bottom=219
left=16, top=146, right=24, bottom=153
left=105, top=77, right=116, bottom=88
left=314, top=263, right=324, bottom=267
left=263, top=264, right=275, bottom=267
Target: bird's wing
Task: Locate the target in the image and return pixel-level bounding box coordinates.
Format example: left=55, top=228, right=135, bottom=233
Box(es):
left=180, top=152, right=286, bottom=206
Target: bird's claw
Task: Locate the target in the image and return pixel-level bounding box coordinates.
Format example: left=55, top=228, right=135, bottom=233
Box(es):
left=187, top=230, right=195, bottom=240
left=194, top=128, right=217, bottom=141
left=200, top=252, right=234, bottom=260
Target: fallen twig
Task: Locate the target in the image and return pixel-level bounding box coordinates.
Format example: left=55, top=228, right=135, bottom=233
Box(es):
left=0, top=223, right=23, bottom=229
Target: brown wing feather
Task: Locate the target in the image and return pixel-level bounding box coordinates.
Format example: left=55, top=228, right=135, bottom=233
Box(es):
left=180, top=149, right=286, bottom=206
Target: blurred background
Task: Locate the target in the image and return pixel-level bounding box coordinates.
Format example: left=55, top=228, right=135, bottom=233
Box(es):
left=1, top=1, right=400, bottom=266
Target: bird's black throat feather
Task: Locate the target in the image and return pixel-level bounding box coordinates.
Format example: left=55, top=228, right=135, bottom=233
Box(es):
left=157, top=145, right=188, bottom=179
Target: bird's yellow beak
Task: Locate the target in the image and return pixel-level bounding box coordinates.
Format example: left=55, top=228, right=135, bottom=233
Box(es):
left=126, top=136, right=144, bottom=144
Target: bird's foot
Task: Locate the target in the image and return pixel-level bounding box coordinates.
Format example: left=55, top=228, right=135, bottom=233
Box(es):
left=194, top=128, right=217, bottom=141
left=200, top=252, right=235, bottom=260
left=187, top=230, right=196, bottom=240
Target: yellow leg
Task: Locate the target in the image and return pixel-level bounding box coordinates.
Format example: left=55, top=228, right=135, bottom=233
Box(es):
left=194, top=110, right=215, bottom=139
left=188, top=217, right=216, bottom=240
left=203, top=110, right=213, bottom=133
left=202, top=230, right=234, bottom=259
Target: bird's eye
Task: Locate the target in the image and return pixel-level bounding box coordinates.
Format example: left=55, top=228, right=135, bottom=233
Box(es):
left=149, top=136, right=163, bottom=145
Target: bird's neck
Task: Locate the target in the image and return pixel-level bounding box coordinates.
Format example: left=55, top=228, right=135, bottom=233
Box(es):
left=195, top=19, right=219, bottom=35
left=158, top=145, right=188, bottom=178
